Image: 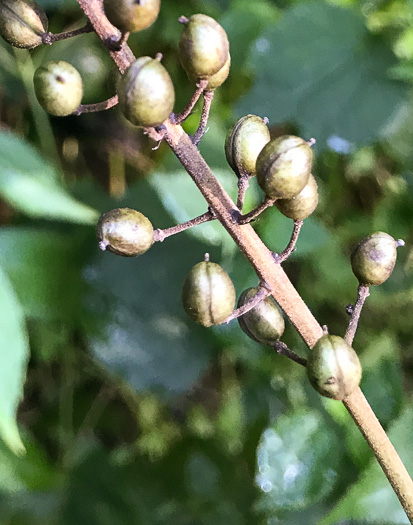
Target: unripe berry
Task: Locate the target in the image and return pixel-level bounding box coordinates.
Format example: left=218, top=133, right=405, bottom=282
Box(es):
left=103, top=0, right=160, bottom=33
left=0, top=0, right=48, bottom=49
left=178, top=14, right=229, bottom=80
left=197, top=53, right=231, bottom=90
left=225, top=114, right=270, bottom=178
left=182, top=257, right=236, bottom=327
left=33, top=61, right=83, bottom=116
left=275, top=173, right=319, bottom=220
left=256, top=136, right=313, bottom=199
left=237, top=288, right=285, bottom=345
left=351, top=232, right=401, bottom=286
left=118, top=55, right=175, bottom=127
left=307, top=335, right=362, bottom=400
left=97, top=208, right=154, bottom=257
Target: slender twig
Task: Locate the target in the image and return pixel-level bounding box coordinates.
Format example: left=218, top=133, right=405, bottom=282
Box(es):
left=344, top=285, right=370, bottom=346
left=73, top=95, right=119, bottom=115
left=273, top=220, right=304, bottom=263
left=41, top=23, right=94, bottom=44
left=153, top=210, right=215, bottom=242
left=172, top=80, right=208, bottom=124
left=271, top=341, right=307, bottom=366
left=221, top=284, right=271, bottom=324
left=192, top=90, right=214, bottom=146
left=238, top=196, right=275, bottom=224
left=106, top=31, right=130, bottom=51
left=236, top=173, right=250, bottom=211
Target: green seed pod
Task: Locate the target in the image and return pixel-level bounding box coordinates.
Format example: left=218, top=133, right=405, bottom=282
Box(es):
left=0, top=0, right=48, bottom=49
left=33, top=60, right=83, bottom=116
left=256, top=135, right=313, bottom=199
left=201, top=52, right=231, bottom=90
left=307, top=335, right=362, bottom=401
left=275, top=174, right=319, bottom=220
left=103, top=0, right=160, bottom=33
left=97, top=208, right=154, bottom=257
left=225, top=114, right=270, bottom=178
left=178, top=14, right=229, bottom=80
left=351, top=232, right=400, bottom=286
left=182, top=258, right=236, bottom=327
left=237, top=287, right=285, bottom=345
left=118, top=55, right=175, bottom=127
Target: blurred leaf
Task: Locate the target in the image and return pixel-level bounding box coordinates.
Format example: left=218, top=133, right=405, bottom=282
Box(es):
left=237, top=2, right=407, bottom=150
left=0, top=266, right=28, bottom=455
left=0, top=131, right=98, bottom=224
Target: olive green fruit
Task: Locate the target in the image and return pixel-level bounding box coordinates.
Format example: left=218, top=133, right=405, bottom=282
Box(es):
left=33, top=61, right=83, bottom=116
left=256, top=135, right=313, bottom=199
left=0, top=0, right=47, bottom=48
left=275, top=174, right=319, bottom=220
left=189, top=52, right=230, bottom=90
left=118, top=55, right=175, bottom=127
left=103, top=0, right=160, bottom=33
left=96, top=208, right=154, bottom=257
left=178, top=14, right=229, bottom=80
left=351, top=232, right=400, bottom=286
left=182, top=259, right=236, bottom=327
left=237, top=287, right=285, bottom=345
left=225, top=114, right=270, bottom=178
left=307, top=335, right=362, bottom=401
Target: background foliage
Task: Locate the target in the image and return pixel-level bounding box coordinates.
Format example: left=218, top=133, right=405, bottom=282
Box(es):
left=1, top=0, right=413, bottom=523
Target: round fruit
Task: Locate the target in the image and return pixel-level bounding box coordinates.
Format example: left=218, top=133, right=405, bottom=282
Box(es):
left=225, top=114, right=270, bottom=178
left=275, top=173, right=319, bottom=220
left=351, top=232, right=400, bottom=286
left=237, top=287, right=285, bottom=345
left=256, top=135, right=313, bottom=199
left=33, top=61, right=83, bottom=116
left=97, top=208, right=154, bottom=257
left=178, top=14, right=229, bottom=80
left=103, top=0, right=160, bottom=33
left=198, top=52, right=230, bottom=90
left=118, top=55, right=175, bottom=127
left=307, top=335, right=362, bottom=401
left=0, top=0, right=48, bottom=49
left=182, top=258, right=236, bottom=327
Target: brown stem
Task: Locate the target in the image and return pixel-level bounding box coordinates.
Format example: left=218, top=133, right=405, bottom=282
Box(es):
left=236, top=173, right=250, bottom=211
left=221, top=284, right=271, bottom=324
left=192, top=90, right=214, bottom=146
left=41, top=23, right=93, bottom=44
left=345, top=285, right=370, bottom=346
left=273, top=220, right=304, bottom=263
left=73, top=95, right=119, bottom=115
left=172, top=80, right=208, bottom=124
left=271, top=341, right=307, bottom=367
left=238, top=196, right=275, bottom=225
left=153, top=210, right=215, bottom=242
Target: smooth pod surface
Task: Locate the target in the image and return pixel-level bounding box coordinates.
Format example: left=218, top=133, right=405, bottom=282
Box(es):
left=34, top=60, right=83, bottom=116
left=225, top=114, right=270, bottom=178
left=351, top=232, right=399, bottom=286
left=275, top=173, right=319, bottom=220
left=0, top=0, right=48, bottom=48
left=118, top=56, right=175, bottom=127
left=103, top=0, right=160, bottom=33
left=97, top=208, right=154, bottom=257
left=256, top=135, right=313, bottom=199
left=307, top=335, right=362, bottom=400
left=182, top=260, right=236, bottom=327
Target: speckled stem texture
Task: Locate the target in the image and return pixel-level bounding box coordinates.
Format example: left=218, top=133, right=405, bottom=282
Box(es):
left=77, top=1, right=413, bottom=520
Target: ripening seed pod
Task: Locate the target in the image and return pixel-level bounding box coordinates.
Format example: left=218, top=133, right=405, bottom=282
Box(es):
left=97, top=208, right=154, bottom=257
left=256, top=136, right=313, bottom=199
left=275, top=173, right=319, bottom=220
left=103, top=0, right=160, bottom=33
left=0, top=0, right=48, bottom=49
left=307, top=335, right=362, bottom=400
left=197, top=52, right=231, bottom=90
left=237, top=287, right=285, bottom=345
left=182, top=257, right=236, bottom=327
left=225, top=114, right=270, bottom=178
left=178, top=14, right=229, bottom=80
left=118, top=55, right=175, bottom=127
left=33, top=61, right=83, bottom=116
left=351, top=232, right=401, bottom=286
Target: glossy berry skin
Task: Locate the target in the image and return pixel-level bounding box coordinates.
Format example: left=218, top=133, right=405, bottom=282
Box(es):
left=275, top=173, right=319, bottom=220
left=118, top=56, right=175, bottom=127
left=33, top=61, right=83, bottom=116
left=307, top=335, right=362, bottom=401
left=0, top=0, right=48, bottom=49
left=178, top=14, right=229, bottom=80
left=97, top=208, right=154, bottom=257
left=225, top=114, right=270, bottom=178
left=256, top=136, right=313, bottom=199
left=182, top=260, right=236, bottom=327
left=351, top=232, right=399, bottom=286
left=103, top=0, right=160, bottom=33
left=237, top=288, right=285, bottom=345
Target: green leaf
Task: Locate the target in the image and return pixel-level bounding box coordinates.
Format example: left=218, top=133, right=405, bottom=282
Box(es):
left=0, top=266, right=29, bottom=455
left=0, top=131, right=98, bottom=224
left=237, top=3, right=407, bottom=150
